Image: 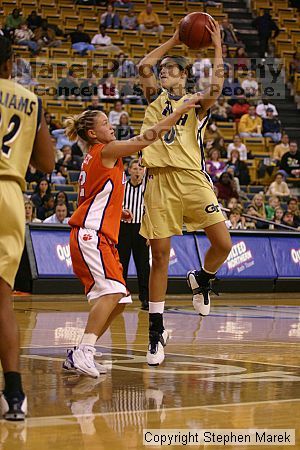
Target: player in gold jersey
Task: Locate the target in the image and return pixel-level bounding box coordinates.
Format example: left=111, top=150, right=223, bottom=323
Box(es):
left=138, top=18, right=232, bottom=365
left=0, top=37, right=54, bottom=419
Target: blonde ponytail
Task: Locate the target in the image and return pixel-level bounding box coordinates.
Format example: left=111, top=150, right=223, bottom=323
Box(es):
left=63, top=110, right=102, bottom=142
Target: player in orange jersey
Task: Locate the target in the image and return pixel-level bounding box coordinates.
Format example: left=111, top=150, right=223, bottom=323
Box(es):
left=62, top=100, right=200, bottom=377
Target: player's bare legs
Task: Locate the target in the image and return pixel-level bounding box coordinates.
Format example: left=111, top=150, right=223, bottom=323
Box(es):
left=188, top=222, right=232, bottom=316
left=90, top=302, right=125, bottom=338
left=0, top=278, right=26, bottom=420
left=85, top=293, right=123, bottom=337
left=147, top=238, right=171, bottom=366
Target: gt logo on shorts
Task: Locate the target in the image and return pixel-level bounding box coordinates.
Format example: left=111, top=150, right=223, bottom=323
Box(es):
left=205, top=203, right=220, bottom=214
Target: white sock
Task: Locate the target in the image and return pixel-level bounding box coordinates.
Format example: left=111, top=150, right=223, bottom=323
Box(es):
left=203, top=266, right=216, bottom=275
left=80, top=333, right=98, bottom=347
left=149, top=301, right=165, bottom=314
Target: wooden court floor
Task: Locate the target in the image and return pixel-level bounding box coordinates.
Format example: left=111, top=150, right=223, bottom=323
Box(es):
left=1, top=293, right=300, bottom=449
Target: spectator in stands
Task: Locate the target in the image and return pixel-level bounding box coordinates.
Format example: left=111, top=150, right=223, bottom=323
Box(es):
left=87, top=95, right=104, bottom=111
left=205, top=149, right=226, bottom=182
left=204, top=119, right=223, bottom=144
left=138, top=3, right=164, bottom=33
left=222, top=44, right=230, bottom=60
left=220, top=18, right=240, bottom=47
left=12, top=53, right=38, bottom=86
left=211, top=136, right=227, bottom=158
left=99, top=73, right=119, bottom=99
left=122, top=8, right=138, bottom=30
left=215, top=172, right=239, bottom=203
left=35, top=19, right=61, bottom=47
left=44, top=111, right=61, bottom=133
left=241, top=71, right=258, bottom=97
left=231, top=97, right=249, bottom=122
left=270, top=207, right=284, bottom=228
left=272, top=134, right=290, bottom=164
left=14, top=23, right=39, bottom=55
left=239, top=105, right=262, bottom=137
left=108, top=100, right=127, bottom=126
left=43, top=202, right=69, bottom=224
left=37, top=194, right=55, bottom=221
left=266, top=171, right=290, bottom=197
left=251, top=193, right=267, bottom=219
left=115, top=113, right=134, bottom=140
left=265, top=195, right=281, bottom=220
left=235, top=46, right=248, bottom=71
left=252, top=10, right=279, bottom=58
left=192, top=53, right=212, bottom=81
left=287, top=197, right=300, bottom=227
left=115, top=0, right=133, bottom=8
left=31, top=178, right=51, bottom=209
left=5, top=8, right=24, bottom=34
left=101, top=5, right=120, bottom=29
left=115, top=52, right=136, bottom=78
left=91, top=26, right=120, bottom=53
left=57, top=69, right=80, bottom=99
left=26, top=165, right=44, bottom=184
left=80, top=70, right=98, bottom=100
left=56, top=145, right=82, bottom=171
left=262, top=108, right=282, bottom=143
left=289, top=52, right=300, bottom=83
left=55, top=191, right=71, bottom=216
left=211, top=96, right=232, bottom=122
left=245, top=205, right=260, bottom=229
left=280, top=141, right=300, bottom=178
left=120, top=80, right=144, bottom=104
left=52, top=128, right=73, bottom=149
left=196, top=65, right=211, bottom=92
left=281, top=211, right=298, bottom=229
left=227, top=135, right=248, bottom=160
left=25, top=200, right=41, bottom=223
left=51, top=169, right=67, bottom=185
left=226, top=209, right=246, bottom=229
left=27, top=11, right=42, bottom=31
left=226, top=149, right=250, bottom=185
left=227, top=197, right=243, bottom=212
left=68, top=24, right=95, bottom=56
left=222, top=68, right=243, bottom=99
left=256, top=98, right=278, bottom=118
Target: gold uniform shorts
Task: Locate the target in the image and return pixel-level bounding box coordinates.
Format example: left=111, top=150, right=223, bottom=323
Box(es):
left=0, top=180, right=25, bottom=288
left=140, top=167, right=225, bottom=239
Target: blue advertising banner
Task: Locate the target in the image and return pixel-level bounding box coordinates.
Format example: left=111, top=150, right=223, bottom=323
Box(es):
left=128, top=234, right=200, bottom=277
left=196, top=235, right=277, bottom=279
left=30, top=229, right=75, bottom=277
left=270, top=237, right=300, bottom=278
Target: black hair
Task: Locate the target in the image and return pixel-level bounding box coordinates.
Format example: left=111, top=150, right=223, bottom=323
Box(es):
left=42, top=193, right=54, bottom=206
left=0, top=36, right=13, bottom=67
left=55, top=191, right=70, bottom=214
left=34, top=178, right=51, bottom=196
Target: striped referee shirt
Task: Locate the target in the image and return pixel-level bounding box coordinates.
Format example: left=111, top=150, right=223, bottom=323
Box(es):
left=122, top=178, right=145, bottom=224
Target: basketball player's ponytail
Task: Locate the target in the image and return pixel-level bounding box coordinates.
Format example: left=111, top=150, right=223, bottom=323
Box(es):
left=64, top=110, right=101, bottom=142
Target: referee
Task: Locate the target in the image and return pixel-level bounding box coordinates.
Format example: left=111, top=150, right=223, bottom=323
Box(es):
left=118, top=159, right=150, bottom=310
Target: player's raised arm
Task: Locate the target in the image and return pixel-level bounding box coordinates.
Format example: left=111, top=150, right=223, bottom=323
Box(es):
left=196, top=18, right=224, bottom=114
left=31, top=111, right=55, bottom=173
left=137, top=29, right=181, bottom=103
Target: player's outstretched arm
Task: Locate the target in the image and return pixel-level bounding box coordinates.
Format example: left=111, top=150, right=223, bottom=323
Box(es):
left=102, top=95, right=199, bottom=161
left=31, top=110, right=55, bottom=173
left=137, top=29, right=181, bottom=103
left=196, top=18, right=224, bottom=114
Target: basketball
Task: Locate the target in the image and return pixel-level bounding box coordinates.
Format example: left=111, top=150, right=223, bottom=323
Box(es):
left=179, top=12, right=213, bottom=50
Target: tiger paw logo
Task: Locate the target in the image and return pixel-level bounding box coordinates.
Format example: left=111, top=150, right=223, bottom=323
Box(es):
left=83, top=234, right=93, bottom=241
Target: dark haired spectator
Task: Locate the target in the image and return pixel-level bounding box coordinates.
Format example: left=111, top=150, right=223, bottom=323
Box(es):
left=115, top=53, right=136, bottom=78
left=99, top=73, right=119, bottom=99
left=266, top=172, right=290, bottom=197
left=122, top=8, right=138, bottom=30
left=68, top=24, right=95, bottom=56
left=210, top=136, right=227, bottom=159
left=43, top=202, right=69, bottom=224
left=215, top=172, right=239, bottom=203
left=235, top=46, right=248, bottom=71
left=138, top=3, right=164, bottom=33
left=27, top=11, right=42, bottom=31
left=56, top=145, right=82, bottom=171
left=270, top=207, right=284, bottom=229
left=211, top=96, right=232, bottom=122
left=205, top=149, right=226, bottom=182
left=256, top=99, right=278, bottom=118
left=101, top=5, right=121, bottom=29
left=252, top=10, right=279, bottom=58
left=279, top=141, right=300, bottom=178
left=226, top=208, right=246, bottom=229
left=80, top=71, right=98, bottom=100
left=231, top=97, right=250, bottom=122
left=265, top=195, right=281, bottom=220
left=31, top=178, right=51, bottom=209
left=115, top=113, right=134, bottom=140
left=289, top=52, right=300, bottom=82
left=5, top=9, right=24, bottom=33
left=226, top=149, right=250, bottom=185
left=91, top=26, right=120, bottom=53
left=282, top=211, right=298, bottom=229
left=44, top=111, right=61, bottom=133
left=262, top=108, right=281, bottom=143
left=26, top=165, right=45, bottom=184
left=14, top=23, right=40, bottom=55
left=287, top=198, right=299, bottom=226
left=37, top=194, right=55, bottom=221
left=87, top=95, right=104, bottom=111
left=35, top=19, right=61, bottom=47
left=25, top=200, right=41, bottom=223
left=239, top=105, right=262, bottom=137
left=119, top=80, right=145, bottom=105
left=222, top=69, right=243, bottom=99
left=57, top=70, right=80, bottom=99
left=272, top=134, right=290, bottom=163
left=55, top=191, right=70, bottom=215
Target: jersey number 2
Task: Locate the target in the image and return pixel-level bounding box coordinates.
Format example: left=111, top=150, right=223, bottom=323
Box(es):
left=0, top=113, right=21, bottom=159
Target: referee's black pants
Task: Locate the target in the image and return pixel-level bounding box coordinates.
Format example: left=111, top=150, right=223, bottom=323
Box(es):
left=117, top=222, right=150, bottom=303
